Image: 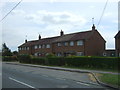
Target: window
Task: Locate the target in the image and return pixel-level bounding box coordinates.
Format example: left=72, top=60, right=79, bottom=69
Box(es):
left=64, top=42, right=68, bottom=46
left=27, top=47, right=29, bottom=50
left=70, top=41, right=74, bottom=46
left=46, top=44, right=50, bottom=48
left=42, top=44, right=45, bottom=48
left=103, top=52, right=107, bottom=56
left=24, top=47, right=27, bottom=50
left=77, top=40, right=83, bottom=46
left=19, top=48, right=21, bottom=50
left=39, top=45, right=41, bottom=48
left=57, top=43, right=62, bottom=46
left=34, top=53, right=38, bottom=56
left=34, top=45, right=38, bottom=49
left=77, top=52, right=84, bottom=56
left=57, top=52, right=62, bottom=56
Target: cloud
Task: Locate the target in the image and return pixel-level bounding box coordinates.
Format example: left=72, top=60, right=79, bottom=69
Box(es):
left=25, top=10, right=86, bottom=25
left=104, top=12, right=112, bottom=17
left=11, top=10, right=26, bottom=16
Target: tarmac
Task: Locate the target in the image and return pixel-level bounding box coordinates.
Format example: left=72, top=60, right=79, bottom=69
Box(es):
left=2, top=61, right=120, bottom=90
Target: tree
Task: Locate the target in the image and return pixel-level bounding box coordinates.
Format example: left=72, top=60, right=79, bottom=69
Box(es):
left=12, top=51, right=18, bottom=56
left=2, top=43, right=12, bottom=56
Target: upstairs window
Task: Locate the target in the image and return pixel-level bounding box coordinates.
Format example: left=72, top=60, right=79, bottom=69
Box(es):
left=34, top=45, right=38, bottom=49
left=46, top=44, right=50, bottom=48
left=27, top=47, right=29, bottom=50
left=77, top=40, right=83, bottom=46
left=57, top=43, right=62, bottom=47
left=19, top=48, right=21, bottom=50
left=64, top=42, right=68, bottom=46
left=42, top=44, right=45, bottom=48
left=39, top=45, right=41, bottom=48
left=70, top=41, right=74, bottom=46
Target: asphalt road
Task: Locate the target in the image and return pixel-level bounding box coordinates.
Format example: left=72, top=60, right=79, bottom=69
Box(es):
left=2, top=63, right=108, bottom=89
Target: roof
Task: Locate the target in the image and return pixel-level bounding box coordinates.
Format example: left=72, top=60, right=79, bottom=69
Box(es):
left=115, top=31, right=120, bottom=39
left=53, top=30, right=92, bottom=42
left=18, top=30, right=101, bottom=47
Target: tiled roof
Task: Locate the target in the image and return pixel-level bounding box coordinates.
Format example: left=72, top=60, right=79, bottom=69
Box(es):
left=18, top=30, right=94, bottom=47
left=115, top=31, right=120, bottom=38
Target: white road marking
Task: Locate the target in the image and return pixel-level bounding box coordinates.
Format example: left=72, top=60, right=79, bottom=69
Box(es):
left=9, top=77, right=35, bottom=88
left=76, top=82, right=90, bottom=86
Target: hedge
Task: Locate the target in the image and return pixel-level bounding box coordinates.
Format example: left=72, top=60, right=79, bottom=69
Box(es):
left=5, top=54, right=119, bottom=71
left=2, top=56, right=18, bottom=61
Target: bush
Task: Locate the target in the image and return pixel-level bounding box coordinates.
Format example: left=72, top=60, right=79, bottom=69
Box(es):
left=17, top=55, right=119, bottom=71
left=18, top=54, right=32, bottom=63
left=47, top=57, right=65, bottom=66
left=2, top=56, right=18, bottom=61
left=31, top=57, right=45, bottom=65
left=64, top=56, right=119, bottom=70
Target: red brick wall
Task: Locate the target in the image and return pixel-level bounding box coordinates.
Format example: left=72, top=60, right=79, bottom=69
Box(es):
left=52, top=41, right=85, bottom=56
left=85, top=30, right=105, bottom=56
left=115, top=38, right=120, bottom=56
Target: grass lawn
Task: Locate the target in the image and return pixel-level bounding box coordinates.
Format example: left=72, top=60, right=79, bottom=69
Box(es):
left=96, top=73, right=120, bottom=87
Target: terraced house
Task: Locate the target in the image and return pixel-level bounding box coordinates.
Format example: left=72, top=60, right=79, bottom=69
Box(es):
left=18, top=25, right=106, bottom=57
left=115, top=31, right=120, bottom=57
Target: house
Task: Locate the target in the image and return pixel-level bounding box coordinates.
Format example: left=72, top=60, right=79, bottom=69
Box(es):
left=18, top=25, right=106, bottom=57
left=103, top=49, right=116, bottom=57
left=115, top=31, right=120, bottom=57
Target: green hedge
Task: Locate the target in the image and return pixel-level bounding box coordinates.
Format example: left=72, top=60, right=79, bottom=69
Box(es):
left=64, top=57, right=119, bottom=70
left=18, top=54, right=31, bottom=63
left=16, top=55, right=120, bottom=70
left=2, top=56, right=18, bottom=61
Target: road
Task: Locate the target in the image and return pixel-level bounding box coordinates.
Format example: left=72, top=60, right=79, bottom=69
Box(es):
left=2, top=63, right=108, bottom=89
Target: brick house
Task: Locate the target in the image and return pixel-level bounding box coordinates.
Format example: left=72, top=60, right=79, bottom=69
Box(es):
left=115, top=31, right=120, bottom=57
left=18, top=25, right=106, bottom=57
left=103, top=49, right=116, bottom=57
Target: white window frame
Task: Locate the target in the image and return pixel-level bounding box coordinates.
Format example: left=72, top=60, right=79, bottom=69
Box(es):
left=34, top=53, right=38, bottom=56
left=42, top=44, right=45, bottom=48
left=34, top=45, right=38, bottom=49
left=70, top=41, right=74, bottom=46
left=64, top=42, right=68, bottom=46
left=39, top=45, right=41, bottom=48
left=27, top=47, right=29, bottom=50
left=58, top=43, right=62, bottom=47
left=46, top=44, right=50, bottom=48
left=77, top=52, right=84, bottom=56
left=77, top=40, right=83, bottom=46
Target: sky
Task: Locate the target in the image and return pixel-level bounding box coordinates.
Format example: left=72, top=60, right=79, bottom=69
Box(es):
left=0, top=0, right=119, bottom=51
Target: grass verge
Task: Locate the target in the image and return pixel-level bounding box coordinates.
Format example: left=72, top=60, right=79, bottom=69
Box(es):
left=96, top=73, right=120, bottom=87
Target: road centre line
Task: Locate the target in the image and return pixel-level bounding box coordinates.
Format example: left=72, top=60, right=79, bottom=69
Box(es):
left=9, top=77, right=36, bottom=89
left=76, top=82, right=90, bottom=86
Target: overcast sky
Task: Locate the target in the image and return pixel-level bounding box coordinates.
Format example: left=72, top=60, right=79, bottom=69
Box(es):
left=1, top=0, right=119, bottom=51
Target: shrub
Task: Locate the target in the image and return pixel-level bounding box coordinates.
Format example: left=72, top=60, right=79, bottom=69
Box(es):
left=47, top=57, right=65, bottom=66
left=31, top=57, right=45, bottom=65
left=18, top=54, right=31, bottom=63
left=2, top=56, right=18, bottom=61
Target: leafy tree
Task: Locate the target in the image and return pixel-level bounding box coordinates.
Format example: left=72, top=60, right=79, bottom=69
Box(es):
left=2, top=43, right=12, bottom=56
left=12, top=51, right=18, bottom=56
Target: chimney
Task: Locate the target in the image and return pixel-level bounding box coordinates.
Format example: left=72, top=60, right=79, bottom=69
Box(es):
left=39, top=34, right=41, bottom=40
left=25, top=39, right=27, bottom=43
left=92, top=24, right=96, bottom=30
left=60, top=30, right=64, bottom=36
